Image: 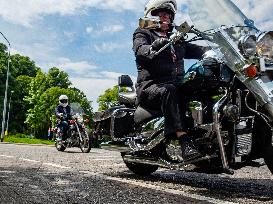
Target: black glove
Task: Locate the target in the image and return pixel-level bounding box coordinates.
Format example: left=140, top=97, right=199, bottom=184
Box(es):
left=151, top=38, right=169, bottom=51
left=58, top=113, right=64, bottom=119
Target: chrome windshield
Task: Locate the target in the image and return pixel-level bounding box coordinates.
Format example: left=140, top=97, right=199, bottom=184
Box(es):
left=188, top=0, right=260, bottom=71
left=187, top=0, right=273, bottom=105
left=189, top=0, right=252, bottom=32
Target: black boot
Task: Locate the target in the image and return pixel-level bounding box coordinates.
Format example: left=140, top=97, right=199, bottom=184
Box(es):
left=179, top=135, right=201, bottom=161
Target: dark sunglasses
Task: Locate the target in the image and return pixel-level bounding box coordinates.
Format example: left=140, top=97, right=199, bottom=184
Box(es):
left=60, top=99, right=68, bottom=103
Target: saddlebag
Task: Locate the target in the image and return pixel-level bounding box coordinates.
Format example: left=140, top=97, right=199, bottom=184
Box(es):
left=93, top=106, right=135, bottom=139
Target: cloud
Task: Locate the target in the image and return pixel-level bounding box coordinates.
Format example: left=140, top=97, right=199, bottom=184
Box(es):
left=70, top=71, right=136, bottom=111
left=99, top=24, right=124, bottom=33
left=9, top=42, right=58, bottom=70
left=232, top=0, right=273, bottom=29
left=45, top=58, right=98, bottom=78
left=0, top=0, right=146, bottom=27
left=70, top=77, right=117, bottom=111
left=86, top=26, right=94, bottom=34
left=94, top=42, right=124, bottom=53
left=1, top=0, right=272, bottom=29
left=86, top=24, right=124, bottom=36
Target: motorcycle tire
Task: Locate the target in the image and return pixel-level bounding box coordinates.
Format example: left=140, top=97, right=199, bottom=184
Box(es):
left=253, top=116, right=273, bottom=174
left=123, top=159, right=158, bottom=176
left=261, top=127, right=273, bottom=174
left=79, top=130, right=92, bottom=153
left=55, top=142, right=66, bottom=152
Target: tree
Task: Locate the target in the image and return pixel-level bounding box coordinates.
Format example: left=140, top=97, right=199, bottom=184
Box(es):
left=46, top=67, right=71, bottom=89
left=97, top=85, right=119, bottom=111
left=0, top=45, right=39, bottom=134
left=24, top=70, right=48, bottom=136
left=10, top=75, right=34, bottom=133
left=10, top=54, right=38, bottom=78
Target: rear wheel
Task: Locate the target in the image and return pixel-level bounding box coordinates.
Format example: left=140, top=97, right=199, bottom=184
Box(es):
left=79, top=129, right=92, bottom=153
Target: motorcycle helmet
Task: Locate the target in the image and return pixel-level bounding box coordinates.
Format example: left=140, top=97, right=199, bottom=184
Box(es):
left=59, top=95, right=68, bottom=107
left=144, top=0, right=177, bottom=21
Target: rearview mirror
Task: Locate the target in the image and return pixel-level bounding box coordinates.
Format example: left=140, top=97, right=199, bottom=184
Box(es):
left=118, top=75, right=133, bottom=87
left=175, top=21, right=192, bottom=33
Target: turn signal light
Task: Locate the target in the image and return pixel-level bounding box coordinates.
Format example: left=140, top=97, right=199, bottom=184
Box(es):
left=245, top=64, right=257, bottom=78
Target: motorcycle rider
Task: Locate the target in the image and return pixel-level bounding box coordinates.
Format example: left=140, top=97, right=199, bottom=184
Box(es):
left=133, top=0, right=207, bottom=160
left=55, top=95, right=72, bottom=141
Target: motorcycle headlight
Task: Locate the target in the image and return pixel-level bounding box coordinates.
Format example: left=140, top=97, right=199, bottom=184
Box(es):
left=238, top=34, right=257, bottom=58
left=257, top=31, right=273, bottom=62
left=77, top=117, right=84, bottom=123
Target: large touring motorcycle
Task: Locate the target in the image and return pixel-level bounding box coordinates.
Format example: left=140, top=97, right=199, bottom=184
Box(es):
left=93, top=0, right=273, bottom=175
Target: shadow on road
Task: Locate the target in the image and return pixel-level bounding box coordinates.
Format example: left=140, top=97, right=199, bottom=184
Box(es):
left=112, top=168, right=273, bottom=203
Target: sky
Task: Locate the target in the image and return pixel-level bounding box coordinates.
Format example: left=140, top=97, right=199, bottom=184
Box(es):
left=0, top=0, right=272, bottom=111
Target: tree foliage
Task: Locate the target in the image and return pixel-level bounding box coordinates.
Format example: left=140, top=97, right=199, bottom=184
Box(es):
left=46, top=67, right=71, bottom=89
left=97, top=85, right=119, bottom=111
left=0, top=41, right=93, bottom=137
left=0, top=44, right=39, bottom=133
left=23, top=67, right=92, bottom=138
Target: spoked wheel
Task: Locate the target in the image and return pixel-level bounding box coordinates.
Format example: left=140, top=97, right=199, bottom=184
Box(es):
left=79, top=129, right=92, bottom=153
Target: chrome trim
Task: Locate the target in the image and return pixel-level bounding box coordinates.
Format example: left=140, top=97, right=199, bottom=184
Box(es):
left=123, top=154, right=218, bottom=171
left=212, top=90, right=230, bottom=171
left=143, top=130, right=165, bottom=151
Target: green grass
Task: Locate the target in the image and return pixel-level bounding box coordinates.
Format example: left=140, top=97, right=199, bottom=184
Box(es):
left=3, top=134, right=54, bottom=145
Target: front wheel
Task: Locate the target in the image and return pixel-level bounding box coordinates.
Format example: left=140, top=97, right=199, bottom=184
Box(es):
left=253, top=116, right=273, bottom=174
left=262, top=127, right=273, bottom=173
left=55, top=141, right=66, bottom=152
left=79, top=129, right=92, bottom=153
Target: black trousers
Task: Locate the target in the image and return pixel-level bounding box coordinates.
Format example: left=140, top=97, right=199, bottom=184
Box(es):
left=139, top=83, right=186, bottom=136
left=57, top=120, right=69, bottom=139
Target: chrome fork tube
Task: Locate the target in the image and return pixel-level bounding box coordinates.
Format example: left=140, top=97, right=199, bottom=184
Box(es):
left=75, top=122, right=83, bottom=142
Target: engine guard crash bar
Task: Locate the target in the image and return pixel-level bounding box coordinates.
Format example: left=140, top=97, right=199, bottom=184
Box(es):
left=213, top=90, right=234, bottom=174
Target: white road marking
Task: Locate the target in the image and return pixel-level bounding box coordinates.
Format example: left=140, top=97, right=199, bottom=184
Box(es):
left=43, top=162, right=71, bottom=169
left=78, top=171, right=237, bottom=204
left=20, top=158, right=40, bottom=163
left=0, top=154, right=15, bottom=158
left=0, top=154, right=237, bottom=204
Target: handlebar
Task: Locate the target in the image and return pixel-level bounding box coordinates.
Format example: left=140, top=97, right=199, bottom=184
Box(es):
left=154, top=22, right=205, bottom=56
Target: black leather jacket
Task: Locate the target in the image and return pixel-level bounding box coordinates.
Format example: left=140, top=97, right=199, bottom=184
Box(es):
left=133, top=27, right=207, bottom=98
left=55, top=105, right=72, bottom=120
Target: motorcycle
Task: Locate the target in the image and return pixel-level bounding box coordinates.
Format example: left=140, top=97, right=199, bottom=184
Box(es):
left=55, top=103, right=92, bottom=153
left=93, top=0, right=273, bottom=176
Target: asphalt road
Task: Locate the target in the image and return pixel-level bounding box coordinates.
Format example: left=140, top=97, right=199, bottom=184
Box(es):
left=0, top=143, right=272, bottom=204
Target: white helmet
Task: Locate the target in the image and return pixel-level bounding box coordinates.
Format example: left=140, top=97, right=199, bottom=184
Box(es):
left=59, top=95, right=68, bottom=107
left=144, top=0, right=177, bottom=19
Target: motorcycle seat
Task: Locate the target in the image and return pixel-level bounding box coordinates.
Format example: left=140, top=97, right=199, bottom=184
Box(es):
left=134, top=105, right=162, bottom=125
